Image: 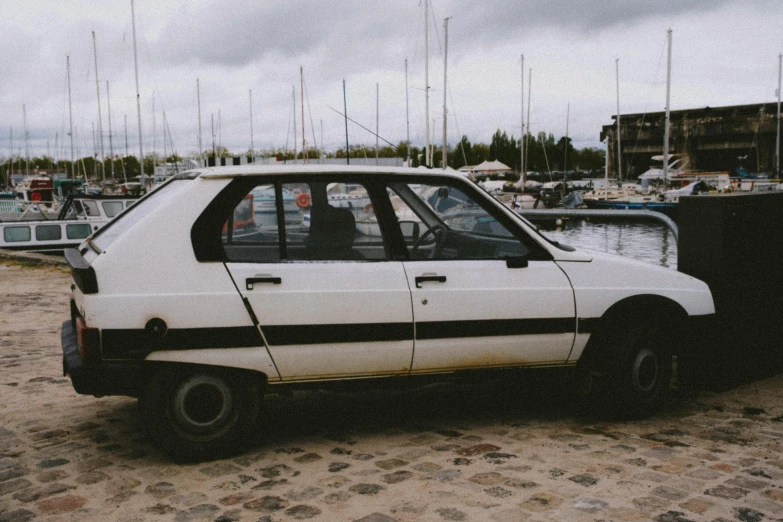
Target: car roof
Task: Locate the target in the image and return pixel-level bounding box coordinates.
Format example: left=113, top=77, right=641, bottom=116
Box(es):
left=191, top=164, right=471, bottom=180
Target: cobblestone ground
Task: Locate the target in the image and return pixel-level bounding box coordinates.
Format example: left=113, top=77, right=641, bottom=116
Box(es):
left=1, top=261, right=782, bottom=522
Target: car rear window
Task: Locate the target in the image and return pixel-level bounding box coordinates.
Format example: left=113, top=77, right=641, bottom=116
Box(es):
left=88, top=179, right=192, bottom=253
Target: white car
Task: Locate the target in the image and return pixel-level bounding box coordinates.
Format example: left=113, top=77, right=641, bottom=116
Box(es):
left=62, top=166, right=715, bottom=459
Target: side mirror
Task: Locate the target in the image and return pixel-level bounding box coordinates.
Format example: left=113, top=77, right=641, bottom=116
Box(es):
left=505, top=255, right=528, bottom=269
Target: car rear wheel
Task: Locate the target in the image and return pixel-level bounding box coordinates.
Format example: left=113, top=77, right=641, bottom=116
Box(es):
left=143, top=367, right=262, bottom=460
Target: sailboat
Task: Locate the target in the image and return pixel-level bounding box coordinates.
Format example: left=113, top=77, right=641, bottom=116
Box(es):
left=583, top=30, right=684, bottom=220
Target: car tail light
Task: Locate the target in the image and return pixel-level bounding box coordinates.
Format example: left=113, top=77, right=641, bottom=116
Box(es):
left=76, top=317, right=101, bottom=362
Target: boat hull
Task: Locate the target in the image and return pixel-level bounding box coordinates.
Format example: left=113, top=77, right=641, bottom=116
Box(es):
left=583, top=198, right=678, bottom=221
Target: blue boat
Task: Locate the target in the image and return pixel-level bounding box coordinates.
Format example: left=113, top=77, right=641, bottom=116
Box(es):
left=583, top=196, right=678, bottom=221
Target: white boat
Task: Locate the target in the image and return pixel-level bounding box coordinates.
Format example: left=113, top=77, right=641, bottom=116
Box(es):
left=0, top=195, right=136, bottom=254
left=250, top=185, right=301, bottom=227
left=494, top=192, right=536, bottom=210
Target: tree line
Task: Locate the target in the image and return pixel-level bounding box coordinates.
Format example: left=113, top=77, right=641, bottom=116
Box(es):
left=261, top=129, right=605, bottom=174
left=2, top=128, right=605, bottom=183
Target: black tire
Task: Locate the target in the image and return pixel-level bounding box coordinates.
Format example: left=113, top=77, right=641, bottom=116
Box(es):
left=142, top=367, right=262, bottom=460
left=604, top=322, right=673, bottom=418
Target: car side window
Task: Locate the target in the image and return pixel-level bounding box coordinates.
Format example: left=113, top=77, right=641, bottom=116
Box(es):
left=283, top=181, right=386, bottom=261
left=221, top=179, right=387, bottom=263
left=222, top=185, right=281, bottom=263
left=389, top=181, right=531, bottom=261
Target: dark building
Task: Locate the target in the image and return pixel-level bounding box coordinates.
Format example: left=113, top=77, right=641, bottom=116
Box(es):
left=601, top=102, right=781, bottom=180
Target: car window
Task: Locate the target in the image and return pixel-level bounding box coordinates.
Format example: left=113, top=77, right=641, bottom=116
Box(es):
left=222, top=185, right=281, bottom=263
left=389, top=181, right=531, bottom=261
left=221, top=179, right=387, bottom=263
left=284, top=181, right=386, bottom=261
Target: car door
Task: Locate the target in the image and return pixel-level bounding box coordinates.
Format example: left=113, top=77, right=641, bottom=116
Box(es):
left=388, top=179, right=576, bottom=374
left=223, top=177, right=414, bottom=381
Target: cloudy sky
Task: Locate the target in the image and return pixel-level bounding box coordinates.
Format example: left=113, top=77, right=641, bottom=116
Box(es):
left=1, top=0, right=781, bottom=162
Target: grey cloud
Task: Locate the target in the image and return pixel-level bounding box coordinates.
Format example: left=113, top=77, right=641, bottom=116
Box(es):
left=450, top=0, right=739, bottom=38
left=153, top=0, right=767, bottom=71
left=155, top=1, right=410, bottom=68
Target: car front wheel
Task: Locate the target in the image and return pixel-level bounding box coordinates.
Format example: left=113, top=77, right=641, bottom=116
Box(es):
left=143, top=367, right=262, bottom=460
left=608, top=323, right=673, bottom=417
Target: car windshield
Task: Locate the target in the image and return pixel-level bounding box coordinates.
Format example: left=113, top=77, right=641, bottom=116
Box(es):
left=87, top=179, right=192, bottom=253
left=391, top=183, right=515, bottom=240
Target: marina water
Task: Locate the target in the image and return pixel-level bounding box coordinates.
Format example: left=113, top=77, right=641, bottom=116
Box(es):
left=540, top=219, right=678, bottom=269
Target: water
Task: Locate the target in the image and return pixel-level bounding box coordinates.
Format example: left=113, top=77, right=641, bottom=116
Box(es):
left=537, top=219, right=678, bottom=269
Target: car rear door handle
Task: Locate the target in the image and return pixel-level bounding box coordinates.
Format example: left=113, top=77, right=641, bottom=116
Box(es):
left=246, top=277, right=281, bottom=290
left=415, top=275, right=446, bottom=288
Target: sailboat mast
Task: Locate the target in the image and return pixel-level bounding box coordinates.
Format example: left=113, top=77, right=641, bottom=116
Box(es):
left=152, top=95, right=156, bottom=166
left=249, top=89, right=254, bottom=163
left=525, top=69, right=531, bottom=176
left=520, top=54, right=525, bottom=184
left=604, top=137, right=609, bottom=200
left=107, top=81, right=115, bottom=179
left=405, top=58, right=410, bottom=166
left=300, top=67, right=306, bottom=162
left=776, top=53, right=781, bottom=178
left=616, top=58, right=622, bottom=181
left=376, top=83, right=380, bottom=165
left=211, top=114, right=216, bottom=158
left=662, top=29, right=672, bottom=185
left=67, top=55, right=75, bottom=179
left=424, top=0, right=430, bottom=167
left=564, top=102, right=569, bottom=179
left=162, top=108, right=167, bottom=163
left=197, top=79, right=203, bottom=166
left=131, top=0, right=144, bottom=177
left=7, top=127, right=12, bottom=185
left=91, top=122, right=96, bottom=176
left=431, top=117, right=436, bottom=162
left=343, top=79, right=350, bottom=165
left=442, top=17, right=450, bottom=170
left=292, top=86, right=297, bottom=162
left=22, top=104, right=29, bottom=177
left=92, top=31, right=105, bottom=180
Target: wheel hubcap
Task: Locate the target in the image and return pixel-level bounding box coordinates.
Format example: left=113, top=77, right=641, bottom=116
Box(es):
left=173, top=375, right=232, bottom=433
left=632, top=348, right=659, bottom=393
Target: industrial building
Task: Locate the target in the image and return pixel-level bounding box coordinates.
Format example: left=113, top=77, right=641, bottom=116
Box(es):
left=601, top=102, right=781, bottom=180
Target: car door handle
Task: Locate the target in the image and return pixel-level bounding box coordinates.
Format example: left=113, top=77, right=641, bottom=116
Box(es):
left=246, top=277, right=281, bottom=290
left=415, top=275, right=446, bottom=288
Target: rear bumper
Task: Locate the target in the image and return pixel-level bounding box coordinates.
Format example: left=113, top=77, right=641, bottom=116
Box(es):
left=61, top=320, right=144, bottom=397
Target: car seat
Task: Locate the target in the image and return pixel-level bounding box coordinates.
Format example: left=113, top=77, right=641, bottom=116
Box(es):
left=304, top=206, right=365, bottom=260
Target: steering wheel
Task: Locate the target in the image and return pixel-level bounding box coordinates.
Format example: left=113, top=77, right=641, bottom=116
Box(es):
left=411, top=224, right=447, bottom=259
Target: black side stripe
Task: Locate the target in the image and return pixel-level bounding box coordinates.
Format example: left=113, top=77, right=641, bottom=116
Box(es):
left=262, top=323, right=413, bottom=346
left=101, top=326, right=263, bottom=359
left=416, top=318, right=575, bottom=340
left=101, top=318, right=599, bottom=359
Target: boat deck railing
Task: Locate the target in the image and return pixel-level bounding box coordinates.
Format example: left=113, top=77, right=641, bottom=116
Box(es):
left=516, top=208, right=679, bottom=244
left=0, top=200, right=18, bottom=213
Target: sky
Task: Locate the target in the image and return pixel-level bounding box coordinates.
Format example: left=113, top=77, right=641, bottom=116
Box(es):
left=1, top=0, right=782, bottom=163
